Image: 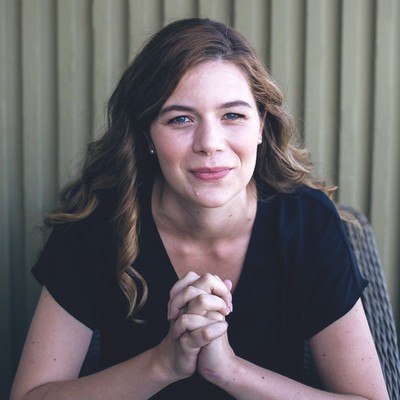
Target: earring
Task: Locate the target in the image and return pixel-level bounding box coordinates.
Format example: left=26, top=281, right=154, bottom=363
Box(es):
left=149, top=148, right=155, bottom=155
left=258, top=137, right=263, bottom=144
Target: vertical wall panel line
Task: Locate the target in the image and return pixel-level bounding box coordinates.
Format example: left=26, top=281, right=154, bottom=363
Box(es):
left=57, top=0, right=96, bottom=187
left=303, top=0, right=341, bottom=187
left=198, top=0, right=232, bottom=25
left=0, top=0, right=24, bottom=397
left=8, top=0, right=24, bottom=377
left=92, top=0, right=130, bottom=139
left=269, top=0, right=306, bottom=136
left=22, top=0, right=59, bottom=320
left=128, top=0, right=163, bottom=61
left=163, top=0, right=198, bottom=24
left=365, top=0, right=378, bottom=220
left=338, top=0, right=375, bottom=213
left=370, top=0, right=400, bottom=319
left=333, top=0, right=344, bottom=198
left=233, top=0, right=271, bottom=64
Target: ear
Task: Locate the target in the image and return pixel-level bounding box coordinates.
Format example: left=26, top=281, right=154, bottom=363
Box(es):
left=258, top=113, right=265, bottom=143
left=148, top=142, right=156, bottom=154
left=144, top=131, right=156, bottom=154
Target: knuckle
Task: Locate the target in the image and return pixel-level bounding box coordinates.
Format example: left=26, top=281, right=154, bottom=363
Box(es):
left=196, top=293, right=210, bottom=307
left=186, top=271, right=199, bottom=280
left=205, top=310, right=224, bottom=321
left=201, top=327, right=213, bottom=342
left=202, top=272, right=214, bottom=282
left=184, top=285, right=200, bottom=301
left=178, top=313, right=191, bottom=326
left=179, top=333, right=190, bottom=347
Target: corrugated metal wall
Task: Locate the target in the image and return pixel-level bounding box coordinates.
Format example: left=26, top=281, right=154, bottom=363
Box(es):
left=1, top=0, right=399, bottom=396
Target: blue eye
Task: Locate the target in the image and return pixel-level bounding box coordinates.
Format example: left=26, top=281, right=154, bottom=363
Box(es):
left=168, top=115, right=190, bottom=124
left=224, top=113, right=243, bottom=120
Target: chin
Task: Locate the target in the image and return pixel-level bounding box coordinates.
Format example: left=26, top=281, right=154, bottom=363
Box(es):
left=189, top=191, right=242, bottom=209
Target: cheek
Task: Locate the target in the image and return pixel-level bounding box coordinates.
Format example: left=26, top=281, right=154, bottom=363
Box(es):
left=235, top=136, right=259, bottom=159
left=238, top=143, right=259, bottom=176
left=154, top=141, right=186, bottom=172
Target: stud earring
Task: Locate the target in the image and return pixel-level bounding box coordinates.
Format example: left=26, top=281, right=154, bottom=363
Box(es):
left=149, top=148, right=155, bottom=155
left=258, top=137, right=263, bottom=144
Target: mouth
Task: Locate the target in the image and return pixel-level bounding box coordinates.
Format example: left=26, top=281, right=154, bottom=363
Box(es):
left=190, top=167, right=231, bottom=181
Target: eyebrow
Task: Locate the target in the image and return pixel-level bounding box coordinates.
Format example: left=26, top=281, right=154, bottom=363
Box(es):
left=219, top=100, right=253, bottom=109
left=159, top=100, right=253, bottom=115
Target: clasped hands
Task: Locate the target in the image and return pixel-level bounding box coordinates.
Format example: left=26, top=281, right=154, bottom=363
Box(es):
left=158, top=271, right=235, bottom=384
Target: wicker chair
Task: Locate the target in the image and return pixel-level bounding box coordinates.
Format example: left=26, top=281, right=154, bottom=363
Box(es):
left=81, top=205, right=400, bottom=398
left=304, top=205, right=400, bottom=399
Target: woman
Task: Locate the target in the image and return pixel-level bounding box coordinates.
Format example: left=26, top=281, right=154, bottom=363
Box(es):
left=11, top=18, right=389, bottom=399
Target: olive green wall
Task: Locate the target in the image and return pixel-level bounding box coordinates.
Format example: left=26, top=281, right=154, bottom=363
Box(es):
left=1, top=0, right=399, bottom=397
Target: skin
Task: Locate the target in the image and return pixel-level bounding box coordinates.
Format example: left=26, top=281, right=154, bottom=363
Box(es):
left=149, top=60, right=263, bottom=213
left=10, top=61, right=389, bottom=400
left=149, top=60, right=263, bottom=287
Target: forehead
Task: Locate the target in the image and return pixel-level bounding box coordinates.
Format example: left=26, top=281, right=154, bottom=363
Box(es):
left=168, top=60, right=254, bottom=101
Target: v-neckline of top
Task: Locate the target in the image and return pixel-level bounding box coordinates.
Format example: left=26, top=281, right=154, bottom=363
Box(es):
left=143, top=184, right=263, bottom=302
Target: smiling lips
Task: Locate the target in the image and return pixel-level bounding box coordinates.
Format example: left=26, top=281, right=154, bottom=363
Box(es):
left=191, top=167, right=231, bottom=181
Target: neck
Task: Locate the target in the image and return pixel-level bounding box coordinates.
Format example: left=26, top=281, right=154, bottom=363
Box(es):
left=152, top=177, right=258, bottom=242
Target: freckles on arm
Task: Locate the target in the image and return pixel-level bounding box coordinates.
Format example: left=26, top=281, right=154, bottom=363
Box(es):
left=309, top=300, right=389, bottom=398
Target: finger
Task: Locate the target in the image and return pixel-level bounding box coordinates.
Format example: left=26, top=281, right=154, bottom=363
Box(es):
left=168, top=285, right=207, bottom=321
left=168, top=272, right=233, bottom=320
left=186, top=293, right=230, bottom=317
left=179, top=321, right=228, bottom=350
left=172, top=314, right=218, bottom=339
left=190, top=273, right=233, bottom=311
left=204, top=310, right=225, bottom=321
left=169, top=271, right=201, bottom=299
left=223, top=279, right=233, bottom=311
left=223, top=279, right=233, bottom=292
left=168, top=271, right=202, bottom=320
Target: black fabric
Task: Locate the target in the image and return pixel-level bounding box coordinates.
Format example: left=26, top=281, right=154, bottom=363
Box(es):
left=31, top=183, right=368, bottom=399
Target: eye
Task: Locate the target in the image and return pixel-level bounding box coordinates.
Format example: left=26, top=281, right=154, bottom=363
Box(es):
left=167, top=115, right=191, bottom=125
left=223, top=113, right=245, bottom=121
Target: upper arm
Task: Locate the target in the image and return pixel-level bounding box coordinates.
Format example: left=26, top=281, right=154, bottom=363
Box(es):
left=11, top=286, right=93, bottom=399
left=309, top=299, right=389, bottom=399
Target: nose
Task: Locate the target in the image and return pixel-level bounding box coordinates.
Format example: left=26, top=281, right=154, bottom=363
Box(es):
left=192, top=120, right=226, bottom=156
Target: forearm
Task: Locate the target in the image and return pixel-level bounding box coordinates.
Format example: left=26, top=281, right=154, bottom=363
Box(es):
left=214, top=357, right=379, bottom=400
left=11, top=347, right=177, bottom=400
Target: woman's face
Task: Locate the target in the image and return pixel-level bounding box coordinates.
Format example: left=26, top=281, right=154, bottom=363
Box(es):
left=150, top=60, right=263, bottom=209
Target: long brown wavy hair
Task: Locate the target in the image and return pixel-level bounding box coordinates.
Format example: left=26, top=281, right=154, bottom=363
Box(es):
left=46, top=18, right=335, bottom=319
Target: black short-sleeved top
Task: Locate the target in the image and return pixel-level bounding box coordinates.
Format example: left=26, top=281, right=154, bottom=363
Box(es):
left=32, top=183, right=368, bottom=399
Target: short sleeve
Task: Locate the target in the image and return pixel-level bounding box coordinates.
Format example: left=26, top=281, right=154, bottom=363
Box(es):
left=303, top=207, right=368, bottom=339
left=31, top=214, right=118, bottom=330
